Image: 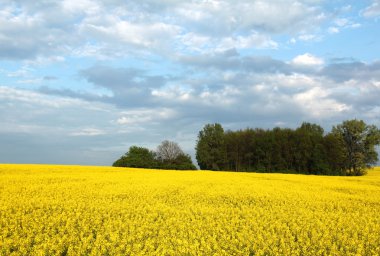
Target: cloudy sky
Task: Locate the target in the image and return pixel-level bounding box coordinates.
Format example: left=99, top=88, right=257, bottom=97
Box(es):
left=1, top=0, right=380, bottom=166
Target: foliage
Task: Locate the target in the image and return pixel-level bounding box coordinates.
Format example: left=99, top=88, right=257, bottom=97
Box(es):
left=1, top=164, right=380, bottom=255
left=195, top=120, right=380, bottom=175
left=195, top=123, right=226, bottom=170
left=113, top=141, right=196, bottom=170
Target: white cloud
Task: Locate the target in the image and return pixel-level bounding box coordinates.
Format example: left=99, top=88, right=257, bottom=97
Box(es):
left=271, top=73, right=317, bottom=89
left=116, top=108, right=177, bottom=125
left=179, top=32, right=212, bottom=52
left=362, top=0, right=380, bottom=18
left=152, top=83, right=242, bottom=108
left=334, top=18, right=349, bottom=27
left=289, top=38, right=297, bottom=44
left=329, top=18, right=361, bottom=33
left=341, top=5, right=352, bottom=12
left=0, top=86, right=83, bottom=108
left=350, top=23, right=361, bottom=29
left=328, top=27, right=340, bottom=34
left=80, top=16, right=181, bottom=52
left=151, top=86, right=193, bottom=102
left=298, top=34, right=318, bottom=41
left=61, top=0, right=101, bottom=15
left=291, top=53, right=324, bottom=66
left=0, top=0, right=335, bottom=60
left=0, top=4, right=76, bottom=61
left=217, top=33, right=278, bottom=50
left=293, top=87, right=350, bottom=118
left=198, top=86, right=241, bottom=107
left=179, top=31, right=278, bottom=53
left=175, top=0, right=326, bottom=39
left=70, top=128, right=106, bottom=136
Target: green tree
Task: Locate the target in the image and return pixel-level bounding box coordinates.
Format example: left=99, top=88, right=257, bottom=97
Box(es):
left=113, top=146, right=156, bottom=168
left=195, top=123, right=226, bottom=170
left=331, top=119, right=380, bottom=175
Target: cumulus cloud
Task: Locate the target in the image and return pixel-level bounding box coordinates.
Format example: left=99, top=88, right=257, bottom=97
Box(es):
left=291, top=53, right=324, bottom=67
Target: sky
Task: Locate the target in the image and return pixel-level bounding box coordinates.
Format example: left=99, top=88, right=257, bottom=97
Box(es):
left=0, top=0, right=380, bottom=166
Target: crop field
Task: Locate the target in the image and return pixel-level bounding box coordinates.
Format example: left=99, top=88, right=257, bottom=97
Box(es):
left=0, top=165, right=380, bottom=255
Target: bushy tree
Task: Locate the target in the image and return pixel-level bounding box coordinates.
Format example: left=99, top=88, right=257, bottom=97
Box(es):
left=113, top=146, right=156, bottom=168
left=331, top=119, right=380, bottom=175
left=113, top=142, right=197, bottom=170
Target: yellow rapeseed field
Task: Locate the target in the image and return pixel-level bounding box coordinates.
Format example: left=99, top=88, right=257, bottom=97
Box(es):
left=0, top=164, right=379, bottom=255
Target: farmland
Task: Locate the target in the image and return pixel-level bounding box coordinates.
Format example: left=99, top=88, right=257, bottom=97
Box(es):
left=1, top=164, right=380, bottom=255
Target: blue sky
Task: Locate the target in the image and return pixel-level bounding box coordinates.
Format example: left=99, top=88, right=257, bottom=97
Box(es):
left=0, top=0, right=379, bottom=165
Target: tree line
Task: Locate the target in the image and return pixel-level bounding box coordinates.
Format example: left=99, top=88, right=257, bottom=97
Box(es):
left=196, top=120, right=380, bottom=176
left=113, top=119, right=379, bottom=176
